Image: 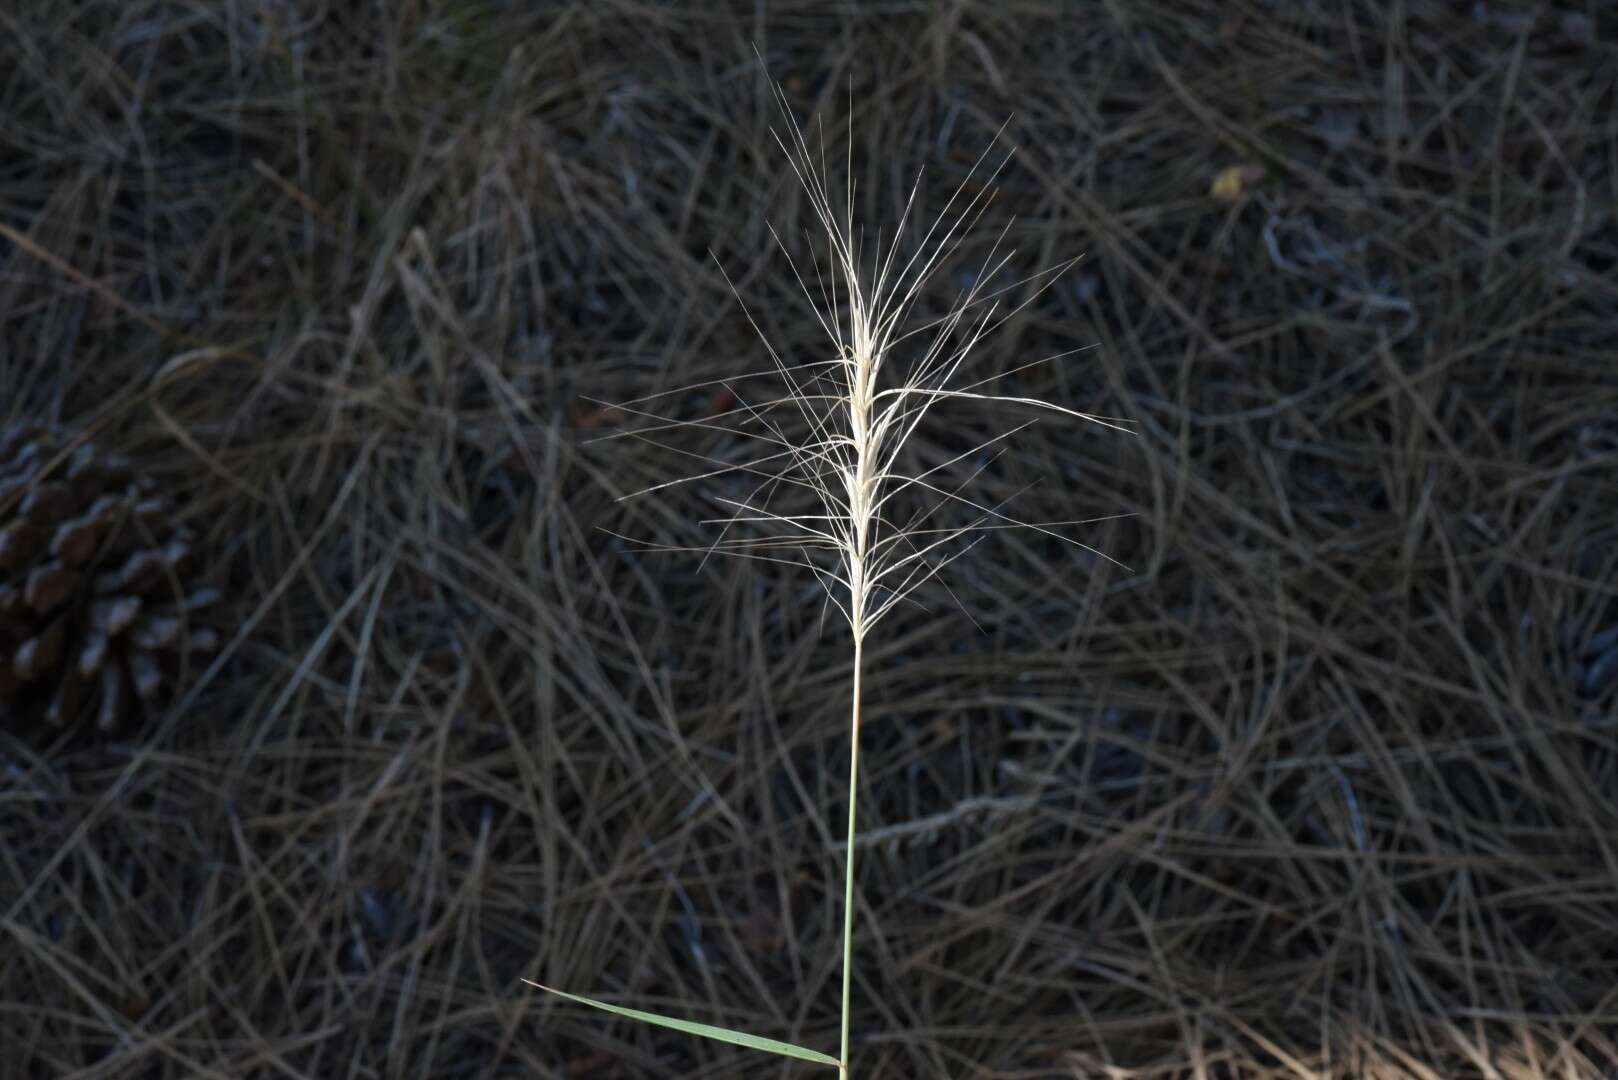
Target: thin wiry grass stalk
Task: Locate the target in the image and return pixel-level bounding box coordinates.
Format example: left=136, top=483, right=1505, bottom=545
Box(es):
left=841, top=631, right=863, bottom=1072
left=531, top=70, right=1135, bottom=1076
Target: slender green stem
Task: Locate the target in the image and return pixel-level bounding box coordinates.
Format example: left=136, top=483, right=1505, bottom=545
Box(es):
left=839, top=630, right=863, bottom=1077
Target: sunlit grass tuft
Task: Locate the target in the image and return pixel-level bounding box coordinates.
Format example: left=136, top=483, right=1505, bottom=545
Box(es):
left=528, top=68, right=1135, bottom=1076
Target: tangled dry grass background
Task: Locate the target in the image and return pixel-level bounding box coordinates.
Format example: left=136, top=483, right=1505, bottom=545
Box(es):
left=3, top=2, right=1617, bottom=1077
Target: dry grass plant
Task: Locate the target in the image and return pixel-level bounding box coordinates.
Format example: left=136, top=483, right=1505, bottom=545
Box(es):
left=524, top=71, right=1136, bottom=1074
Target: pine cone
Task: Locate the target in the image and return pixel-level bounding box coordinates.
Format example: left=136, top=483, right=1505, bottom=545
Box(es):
left=0, top=420, right=219, bottom=735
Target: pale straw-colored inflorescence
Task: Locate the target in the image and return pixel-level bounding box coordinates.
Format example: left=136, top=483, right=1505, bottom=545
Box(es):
left=617, top=81, right=1132, bottom=641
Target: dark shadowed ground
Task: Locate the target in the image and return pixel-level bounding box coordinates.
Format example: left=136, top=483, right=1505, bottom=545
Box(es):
left=3, top=2, right=1617, bottom=1077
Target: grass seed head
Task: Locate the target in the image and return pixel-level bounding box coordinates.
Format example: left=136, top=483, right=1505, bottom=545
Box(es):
left=605, top=81, right=1135, bottom=637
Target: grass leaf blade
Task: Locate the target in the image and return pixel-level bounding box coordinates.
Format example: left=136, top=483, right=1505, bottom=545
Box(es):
left=522, top=980, right=841, bottom=1068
